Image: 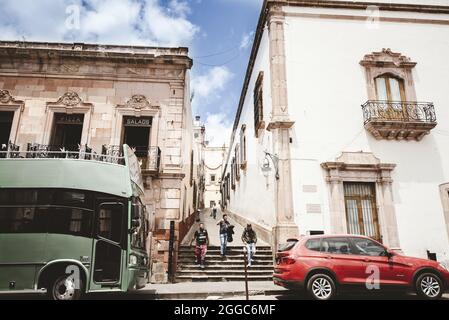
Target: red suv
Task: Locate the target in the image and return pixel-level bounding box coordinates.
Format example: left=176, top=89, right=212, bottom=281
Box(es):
left=273, top=235, right=449, bottom=300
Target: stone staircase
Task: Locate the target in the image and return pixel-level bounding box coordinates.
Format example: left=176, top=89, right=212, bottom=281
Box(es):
left=175, top=245, right=274, bottom=283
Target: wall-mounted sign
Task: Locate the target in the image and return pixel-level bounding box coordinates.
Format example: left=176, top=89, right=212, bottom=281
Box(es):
left=124, top=117, right=152, bottom=128
left=55, top=113, right=84, bottom=125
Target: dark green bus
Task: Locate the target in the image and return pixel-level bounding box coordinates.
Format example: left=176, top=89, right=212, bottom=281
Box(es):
left=0, top=145, right=149, bottom=300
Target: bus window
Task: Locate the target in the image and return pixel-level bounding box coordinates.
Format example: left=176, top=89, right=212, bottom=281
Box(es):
left=0, top=207, right=46, bottom=233
left=56, top=190, right=93, bottom=210
left=46, top=207, right=93, bottom=238
left=98, top=203, right=124, bottom=243
left=1, top=189, right=39, bottom=206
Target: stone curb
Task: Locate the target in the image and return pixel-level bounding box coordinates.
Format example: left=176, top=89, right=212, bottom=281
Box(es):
left=134, top=289, right=289, bottom=300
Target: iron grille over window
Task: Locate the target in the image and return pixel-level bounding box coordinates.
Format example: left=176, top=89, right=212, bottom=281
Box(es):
left=253, top=72, right=264, bottom=137
left=343, top=182, right=381, bottom=242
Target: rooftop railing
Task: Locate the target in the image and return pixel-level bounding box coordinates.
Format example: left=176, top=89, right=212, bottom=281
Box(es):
left=0, top=143, right=162, bottom=171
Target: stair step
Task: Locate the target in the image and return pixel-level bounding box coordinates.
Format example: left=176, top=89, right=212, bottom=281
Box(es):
left=178, top=250, right=273, bottom=255
left=175, top=275, right=273, bottom=283
left=178, top=265, right=273, bottom=270
left=177, top=260, right=272, bottom=265
left=180, top=246, right=272, bottom=250
left=177, top=271, right=273, bottom=276
left=178, top=255, right=272, bottom=260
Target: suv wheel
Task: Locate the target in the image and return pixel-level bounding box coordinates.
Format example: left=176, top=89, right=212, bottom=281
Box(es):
left=50, top=274, right=83, bottom=301
left=307, top=274, right=336, bottom=300
left=415, top=273, right=443, bottom=300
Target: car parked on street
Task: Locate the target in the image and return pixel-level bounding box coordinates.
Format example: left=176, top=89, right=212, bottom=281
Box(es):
left=273, top=235, right=449, bottom=300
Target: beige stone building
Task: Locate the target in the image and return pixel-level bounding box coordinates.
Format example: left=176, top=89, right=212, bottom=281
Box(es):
left=0, top=41, right=202, bottom=283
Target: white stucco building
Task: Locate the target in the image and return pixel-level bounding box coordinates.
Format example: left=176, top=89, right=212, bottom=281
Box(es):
left=204, top=145, right=227, bottom=208
left=221, top=0, right=449, bottom=262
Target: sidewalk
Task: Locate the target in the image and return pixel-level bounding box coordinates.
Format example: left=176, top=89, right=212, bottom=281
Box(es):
left=137, top=281, right=288, bottom=300
left=181, top=208, right=269, bottom=246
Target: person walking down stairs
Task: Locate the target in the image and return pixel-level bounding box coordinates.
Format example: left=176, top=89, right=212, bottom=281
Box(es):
left=217, top=214, right=231, bottom=258
left=190, top=223, right=210, bottom=269
left=242, top=224, right=257, bottom=267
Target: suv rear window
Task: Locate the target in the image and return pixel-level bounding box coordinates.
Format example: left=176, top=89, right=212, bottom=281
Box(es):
left=278, top=239, right=299, bottom=252
left=305, top=239, right=321, bottom=252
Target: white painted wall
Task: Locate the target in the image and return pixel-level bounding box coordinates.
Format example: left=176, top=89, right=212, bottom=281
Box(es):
left=284, top=6, right=449, bottom=260
left=204, top=147, right=226, bottom=207
left=224, top=28, right=277, bottom=230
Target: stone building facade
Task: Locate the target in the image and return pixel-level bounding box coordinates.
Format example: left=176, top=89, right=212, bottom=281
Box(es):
left=222, top=0, right=449, bottom=262
left=204, top=146, right=227, bottom=209
left=0, top=41, right=202, bottom=283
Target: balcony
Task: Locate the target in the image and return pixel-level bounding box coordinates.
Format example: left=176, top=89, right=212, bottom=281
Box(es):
left=362, top=100, right=437, bottom=141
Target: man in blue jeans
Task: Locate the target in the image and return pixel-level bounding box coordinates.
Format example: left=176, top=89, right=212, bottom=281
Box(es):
left=242, top=224, right=257, bottom=267
left=217, top=214, right=230, bottom=258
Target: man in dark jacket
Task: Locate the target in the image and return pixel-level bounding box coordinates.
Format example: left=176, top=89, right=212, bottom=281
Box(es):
left=217, top=214, right=231, bottom=258
left=242, top=224, right=257, bottom=267
left=190, top=223, right=210, bottom=269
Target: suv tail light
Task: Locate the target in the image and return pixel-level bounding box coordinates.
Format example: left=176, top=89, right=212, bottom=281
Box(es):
left=281, top=257, right=296, bottom=265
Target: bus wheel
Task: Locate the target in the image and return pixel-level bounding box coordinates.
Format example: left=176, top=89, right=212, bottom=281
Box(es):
left=50, top=274, right=83, bottom=301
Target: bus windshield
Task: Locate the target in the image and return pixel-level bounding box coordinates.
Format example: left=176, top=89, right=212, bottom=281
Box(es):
left=131, top=197, right=148, bottom=250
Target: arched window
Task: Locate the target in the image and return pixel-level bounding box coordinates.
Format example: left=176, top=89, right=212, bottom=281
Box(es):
left=374, top=74, right=405, bottom=102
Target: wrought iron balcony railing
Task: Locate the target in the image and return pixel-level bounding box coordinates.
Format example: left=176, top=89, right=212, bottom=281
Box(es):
left=361, top=100, right=437, bottom=141
left=362, top=100, right=436, bottom=124
left=0, top=141, right=20, bottom=159
left=1, top=143, right=162, bottom=173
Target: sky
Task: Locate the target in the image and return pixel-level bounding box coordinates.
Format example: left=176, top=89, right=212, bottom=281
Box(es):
left=0, top=0, right=263, bottom=147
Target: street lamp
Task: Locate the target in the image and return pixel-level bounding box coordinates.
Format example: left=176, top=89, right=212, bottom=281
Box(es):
left=261, top=151, right=280, bottom=180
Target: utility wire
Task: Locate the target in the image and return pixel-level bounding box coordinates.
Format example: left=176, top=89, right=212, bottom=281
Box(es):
left=193, top=45, right=240, bottom=59
left=195, top=51, right=243, bottom=67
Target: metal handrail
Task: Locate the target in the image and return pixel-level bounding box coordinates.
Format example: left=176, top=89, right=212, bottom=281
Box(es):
left=362, top=100, right=436, bottom=124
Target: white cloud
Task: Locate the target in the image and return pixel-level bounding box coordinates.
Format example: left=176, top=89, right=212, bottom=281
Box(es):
left=204, top=113, right=232, bottom=147
left=192, top=66, right=233, bottom=98
left=191, top=66, right=234, bottom=119
left=0, top=0, right=199, bottom=47
left=240, top=31, right=254, bottom=50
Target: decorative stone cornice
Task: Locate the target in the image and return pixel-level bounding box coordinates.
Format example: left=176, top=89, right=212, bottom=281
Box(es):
left=127, top=95, right=151, bottom=110
left=47, top=91, right=93, bottom=113
left=0, top=41, right=192, bottom=68
left=360, top=48, right=417, bottom=68
left=267, top=120, right=295, bottom=131
left=118, top=95, right=159, bottom=111
left=281, top=1, right=449, bottom=14
left=0, top=90, right=13, bottom=104
left=0, top=89, right=23, bottom=105
left=321, top=152, right=396, bottom=184
left=56, top=91, right=83, bottom=107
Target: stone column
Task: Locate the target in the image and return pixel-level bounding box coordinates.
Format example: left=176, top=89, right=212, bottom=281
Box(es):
left=327, top=173, right=347, bottom=235
left=379, top=169, right=401, bottom=248
left=267, top=4, right=299, bottom=251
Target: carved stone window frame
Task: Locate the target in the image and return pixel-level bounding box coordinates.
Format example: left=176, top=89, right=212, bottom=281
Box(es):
left=0, top=90, right=24, bottom=144
left=360, top=48, right=417, bottom=102
left=439, top=183, right=449, bottom=242
left=321, top=152, right=400, bottom=248
left=113, top=95, right=160, bottom=148
left=44, top=92, right=93, bottom=146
